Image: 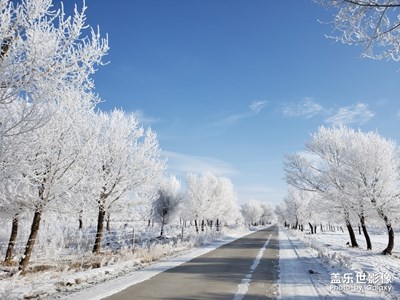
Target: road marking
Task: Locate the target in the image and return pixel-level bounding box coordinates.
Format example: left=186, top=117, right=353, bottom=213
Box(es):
left=233, top=234, right=272, bottom=300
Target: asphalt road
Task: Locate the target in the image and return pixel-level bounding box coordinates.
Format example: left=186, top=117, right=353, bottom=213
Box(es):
left=104, top=225, right=279, bottom=300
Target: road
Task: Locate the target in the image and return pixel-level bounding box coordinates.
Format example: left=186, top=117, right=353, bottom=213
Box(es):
left=104, top=225, right=279, bottom=300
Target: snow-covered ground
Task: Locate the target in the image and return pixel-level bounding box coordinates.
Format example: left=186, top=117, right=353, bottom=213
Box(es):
left=280, top=227, right=400, bottom=299
left=0, top=225, right=251, bottom=300
left=2, top=225, right=400, bottom=299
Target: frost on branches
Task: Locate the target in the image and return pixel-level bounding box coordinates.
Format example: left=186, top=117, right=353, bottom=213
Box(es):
left=283, top=126, right=400, bottom=255
left=151, top=176, right=183, bottom=237
left=0, top=0, right=108, bottom=139
left=240, top=200, right=274, bottom=226
left=183, top=172, right=241, bottom=232
left=316, top=0, right=400, bottom=61
left=89, top=110, right=165, bottom=254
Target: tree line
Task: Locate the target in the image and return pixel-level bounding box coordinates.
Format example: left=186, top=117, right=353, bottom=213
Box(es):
left=279, top=126, right=400, bottom=255
left=0, top=0, right=252, bottom=274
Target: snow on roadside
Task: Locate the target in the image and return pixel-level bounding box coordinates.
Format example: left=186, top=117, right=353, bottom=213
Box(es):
left=59, top=226, right=253, bottom=300
left=0, top=226, right=251, bottom=300
left=279, top=226, right=399, bottom=299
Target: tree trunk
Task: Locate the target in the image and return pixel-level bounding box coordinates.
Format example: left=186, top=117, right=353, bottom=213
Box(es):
left=308, top=222, right=314, bottom=234
left=19, top=209, right=42, bottom=272
left=92, top=204, right=106, bottom=254
left=5, top=214, right=19, bottom=264
left=375, top=210, right=394, bottom=255
left=160, top=215, right=165, bottom=237
left=195, top=220, right=199, bottom=233
left=314, top=225, right=317, bottom=234
left=382, top=224, right=394, bottom=255
left=131, top=228, right=135, bottom=248
left=201, top=220, right=205, bottom=232
left=359, top=215, right=372, bottom=250
left=216, top=219, right=220, bottom=232
left=106, top=212, right=110, bottom=232
left=78, top=210, right=83, bottom=230
left=345, top=220, right=358, bottom=248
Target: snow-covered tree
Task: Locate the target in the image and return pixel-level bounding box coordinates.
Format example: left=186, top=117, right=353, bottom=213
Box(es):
left=316, top=0, right=400, bottom=61
left=0, top=0, right=107, bottom=139
left=184, top=172, right=240, bottom=231
left=240, top=200, right=263, bottom=225
left=259, top=202, right=274, bottom=225
left=284, top=125, right=400, bottom=253
left=88, top=110, right=165, bottom=253
left=209, top=176, right=241, bottom=227
left=151, top=175, right=183, bottom=236
left=284, top=126, right=360, bottom=247
left=283, top=187, right=308, bottom=230
left=342, top=130, right=400, bottom=253
left=274, top=202, right=289, bottom=226
left=0, top=0, right=107, bottom=267
left=1, top=92, right=94, bottom=272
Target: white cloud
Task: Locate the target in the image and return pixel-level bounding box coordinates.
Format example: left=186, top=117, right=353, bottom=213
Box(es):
left=325, top=103, right=374, bottom=125
left=282, top=98, right=323, bottom=119
left=213, top=99, right=268, bottom=128
left=215, top=113, right=248, bottom=127
left=162, top=150, right=238, bottom=177
left=249, top=100, right=268, bottom=113
left=134, top=109, right=160, bottom=125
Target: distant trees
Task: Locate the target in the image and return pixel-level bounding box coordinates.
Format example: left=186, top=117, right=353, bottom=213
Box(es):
left=316, top=0, right=400, bottom=61
left=0, top=0, right=248, bottom=275
left=151, top=176, right=183, bottom=237
left=283, top=125, right=400, bottom=254
left=0, top=0, right=169, bottom=272
left=240, top=200, right=274, bottom=226
left=183, top=172, right=241, bottom=232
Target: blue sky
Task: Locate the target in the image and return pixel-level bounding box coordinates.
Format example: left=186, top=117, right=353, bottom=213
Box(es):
left=75, top=0, right=400, bottom=205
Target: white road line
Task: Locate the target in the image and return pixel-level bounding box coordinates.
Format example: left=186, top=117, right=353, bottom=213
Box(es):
left=233, top=234, right=272, bottom=300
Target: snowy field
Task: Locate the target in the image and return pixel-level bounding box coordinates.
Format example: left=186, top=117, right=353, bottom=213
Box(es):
left=281, top=227, right=400, bottom=299
left=2, top=223, right=400, bottom=299
left=0, top=221, right=251, bottom=300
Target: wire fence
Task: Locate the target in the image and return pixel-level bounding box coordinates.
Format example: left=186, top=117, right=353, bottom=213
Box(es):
left=0, top=218, right=224, bottom=264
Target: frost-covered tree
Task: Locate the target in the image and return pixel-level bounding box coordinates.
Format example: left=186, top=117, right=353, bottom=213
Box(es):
left=316, top=0, right=400, bottom=61
left=184, top=172, right=240, bottom=231
left=284, top=126, right=360, bottom=247
left=274, top=202, right=289, bottom=226
left=282, top=187, right=321, bottom=234
left=283, top=187, right=308, bottom=230
left=3, top=93, right=94, bottom=272
left=285, top=126, right=400, bottom=253
left=240, top=201, right=263, bottom=225
left=0, top=0, right=107, bottom=139
left=209, top=176, right=241, bottom=227
left=0, top=0, right=107, bottom=267
left=259, top=202, right=274, bottom=225
left=151, top=176, right=183, bottom=236
left=342, top=130, right=400, bottom=253
left=88, top=110, right=165, bottom=253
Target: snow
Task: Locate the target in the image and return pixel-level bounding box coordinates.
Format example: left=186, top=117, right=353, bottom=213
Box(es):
left=60, top=230, right=250, bottom=300
left=0, top=226, right=251, bottom=300
left=2, top=225, right=400, bottom=299
left=279, top=226, right=400, bottom=299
